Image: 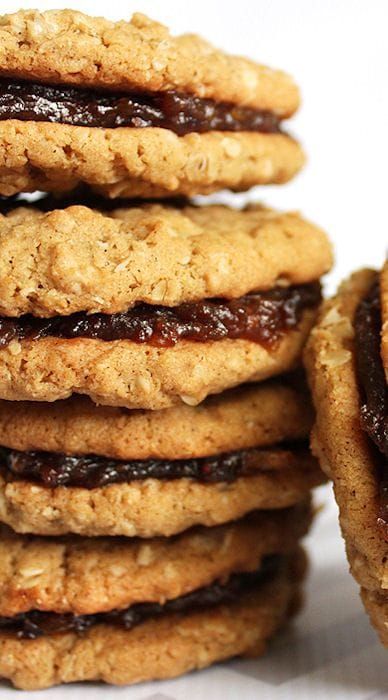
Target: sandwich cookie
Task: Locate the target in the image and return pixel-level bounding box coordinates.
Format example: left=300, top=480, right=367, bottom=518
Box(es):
left=0, top=10, right=304, bottom=197
left=0, top=201, right=332, bottom=408
left=0, top=379, right=324, bottom=536
left=0, top=506, right=308, bottom=689
left=305, top=267, right=388, bottom=646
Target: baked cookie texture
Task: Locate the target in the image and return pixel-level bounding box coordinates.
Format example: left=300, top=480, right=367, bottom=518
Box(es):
left=0, top=123, right=304, bottom=198
left=0, top=203, right=332, bottom=317
left=0, top=311, right=317, bottom=408
left=0, top=501, right=311, bottom=616
left=0, top=549, right=306, bottom=691
left=0, top=449, right=323, bottom=537
left=0, top=10, right=304, bottom=197
left=0, top=377, right=312, bottom=459
left=0, top=10, right=299, bottom=113
left=304, top=268, right=388, bottom=646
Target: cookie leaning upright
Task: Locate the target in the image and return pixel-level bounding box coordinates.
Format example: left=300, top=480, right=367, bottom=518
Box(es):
left=0, top=10, right=304, bottom=197
left=304, top=264, right=388, bottom=646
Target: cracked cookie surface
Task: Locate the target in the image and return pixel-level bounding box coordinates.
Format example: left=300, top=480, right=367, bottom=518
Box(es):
left=0, top=202, right=331, bottom=317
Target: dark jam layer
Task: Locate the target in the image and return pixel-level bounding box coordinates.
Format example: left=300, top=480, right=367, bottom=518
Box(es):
left=0, top=556, right=281, bottom=639
left=354, top=281, right=388, bottom=536
left=0, top=283, right=321, bottom=350
left=0, top=79, right=282, bottom=135
left=2, top=444, right=307, bottom=489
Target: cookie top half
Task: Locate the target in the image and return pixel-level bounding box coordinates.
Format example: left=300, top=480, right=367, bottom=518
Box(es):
left=0, top=200, right=332, bottom=317
left=0, top=10, right=298, bottom=114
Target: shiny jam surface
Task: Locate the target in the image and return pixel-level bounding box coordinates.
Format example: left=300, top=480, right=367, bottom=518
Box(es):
left=0, top=79, right=283, bottom=135
left=2, top=444, right=308, bottom=489
left=354, top=281, right=388, bottom=536
left=0, top=284, right=321, bottom=349
left=0, top=555, right=281, bottom=639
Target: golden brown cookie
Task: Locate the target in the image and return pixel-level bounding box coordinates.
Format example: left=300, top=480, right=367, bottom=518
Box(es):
left=0, top=449, right=323, bottom=536
left=0, top=310, right=317, bottom=408
left=0, top=203, right=331, bottom=317
left=305, top=270, right=385, bottom=583
left=304, top=268, right=388, bottom=644
left=0, top=501, right=311, bottom=616
left=0, top=549, right=306, bottom=690
left=0, top=123, right=304, bottom=198
left=0, top=10, right=304, bottom=197
left=0, top=10, right=299, bottom=113
left=0, top=377, right=312, bottom=459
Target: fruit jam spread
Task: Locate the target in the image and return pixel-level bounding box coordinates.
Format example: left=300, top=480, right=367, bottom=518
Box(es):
left=0, top=79, right=283, bottom=135
left=0, top=284, right=321, bottom=349
left=2, top=444, right=308, bottom=489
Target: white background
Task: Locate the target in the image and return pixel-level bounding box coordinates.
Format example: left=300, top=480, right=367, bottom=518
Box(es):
left=0, top=1, right=387, bottom=697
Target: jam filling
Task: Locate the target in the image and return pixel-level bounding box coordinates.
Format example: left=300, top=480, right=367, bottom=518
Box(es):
left=0, top=283, right=321, bottom=349
left=0, top=78, right=282, bottom=135
left=354, top=281, right=388, bottom=535
left=0, top=555, right=281, bottom=639
left=1, top=444, right=308, bottom=489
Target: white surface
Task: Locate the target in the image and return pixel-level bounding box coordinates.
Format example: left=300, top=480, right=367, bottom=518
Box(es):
left=0, top=1, right=387, bottom=696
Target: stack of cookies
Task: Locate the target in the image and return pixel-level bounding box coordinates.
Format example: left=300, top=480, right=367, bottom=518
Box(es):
left=306, top=263, right=388, bottom=647
left=0, top=9, right=332, bottom=690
